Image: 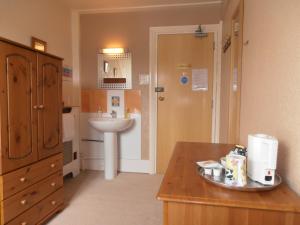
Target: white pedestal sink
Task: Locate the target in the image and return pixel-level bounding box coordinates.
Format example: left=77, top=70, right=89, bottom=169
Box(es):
left=88, top=117, right=134, bottom=180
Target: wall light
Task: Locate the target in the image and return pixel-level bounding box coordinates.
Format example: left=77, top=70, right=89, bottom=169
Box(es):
left=100, top=48, right=125, bottom=54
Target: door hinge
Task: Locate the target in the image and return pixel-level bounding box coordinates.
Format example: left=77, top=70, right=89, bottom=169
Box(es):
left=213, top=41, right=216, bottom=50
left=211, top=99, right=214, bottom=109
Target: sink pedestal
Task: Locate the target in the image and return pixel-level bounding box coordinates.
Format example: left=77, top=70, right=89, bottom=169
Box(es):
left=88, top=117, right=134, bottom=180
left=104, top=132, right=118, bottom=180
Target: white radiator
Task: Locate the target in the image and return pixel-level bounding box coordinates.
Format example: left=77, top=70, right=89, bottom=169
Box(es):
left=63, top=107, right=80, bottom=177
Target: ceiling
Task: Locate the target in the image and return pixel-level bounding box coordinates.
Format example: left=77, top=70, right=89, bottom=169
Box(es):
left=62, top=0, right=223, bottom=11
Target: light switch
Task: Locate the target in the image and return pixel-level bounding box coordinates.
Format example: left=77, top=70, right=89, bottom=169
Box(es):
left=139, top=74, right=150, bottom=85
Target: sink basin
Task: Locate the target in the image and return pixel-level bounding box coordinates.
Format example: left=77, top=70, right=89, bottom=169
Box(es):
left=88, top=117, right=134, bottom=133
left=88, top=117, right=134, bottom=180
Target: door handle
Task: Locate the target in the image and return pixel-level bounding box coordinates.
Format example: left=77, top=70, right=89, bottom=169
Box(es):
left=158, top=96, right=165, bottom=101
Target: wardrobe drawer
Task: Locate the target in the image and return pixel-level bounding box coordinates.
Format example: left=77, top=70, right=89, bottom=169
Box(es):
left=0, top=153, right=62, bottom=200
left=1, top=171, right=63, bottom=224
left=6, top=188, right=64, bottom=225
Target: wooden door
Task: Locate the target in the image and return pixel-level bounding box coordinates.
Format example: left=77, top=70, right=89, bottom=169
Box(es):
left=37, top=53, right=62, bottom=159
left=157, top=33, right=214, bottom=173
left=0, top=42, right=38, bottom=174
left=228, top=0, right=244, bottom=144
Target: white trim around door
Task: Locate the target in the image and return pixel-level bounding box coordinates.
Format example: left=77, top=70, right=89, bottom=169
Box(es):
left=149, top=23, right=223, bottom=174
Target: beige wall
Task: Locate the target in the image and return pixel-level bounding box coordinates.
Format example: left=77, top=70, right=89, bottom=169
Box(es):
left=240, top=0, right=300, bottom=194
left=80, top=5, right=221, bottom=159
left=219, top=0, right=240, bottom=143
left=223, top=0, right=300, bottom=194
left=0, top=0, right=76, bottom=107
left=0, top=0, right=73, bottom=65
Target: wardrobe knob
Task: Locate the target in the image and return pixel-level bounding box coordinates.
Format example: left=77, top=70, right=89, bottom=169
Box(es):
left=50, top=163, right=56, bottom=168
left=51, top=200, right=56, bottom=205
left=20, top=199, right=27, bottom=205
left=38, top=105, right=45, bottom=110
left=21, top=222, right=27, bottom=225
left=20, top=177, right=26, bottom=182
left=51, top=182, right=56, bottom=187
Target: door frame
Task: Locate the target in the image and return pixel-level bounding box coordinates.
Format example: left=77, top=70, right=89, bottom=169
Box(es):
left=149, top=23, right=222, bottom=174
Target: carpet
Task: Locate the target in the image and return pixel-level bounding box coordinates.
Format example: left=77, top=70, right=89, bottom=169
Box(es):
left=47, top=171, right=163, bottom=225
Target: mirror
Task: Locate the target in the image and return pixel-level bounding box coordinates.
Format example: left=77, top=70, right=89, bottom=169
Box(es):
left=98, top=52, right=132, bottom=89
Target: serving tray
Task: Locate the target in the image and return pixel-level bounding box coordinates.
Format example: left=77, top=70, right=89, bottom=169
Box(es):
left=198, top=168, right=282, bottom=192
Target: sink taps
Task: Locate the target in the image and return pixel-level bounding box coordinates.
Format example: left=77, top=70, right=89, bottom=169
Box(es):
left=98, top=106, right=102, bottom=118
left=111, top=110, right=117, bottom=118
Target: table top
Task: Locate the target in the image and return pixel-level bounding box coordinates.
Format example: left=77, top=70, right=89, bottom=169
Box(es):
left=157, top=142, right=300, bottom=212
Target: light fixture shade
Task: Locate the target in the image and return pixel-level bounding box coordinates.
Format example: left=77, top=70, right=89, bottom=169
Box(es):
left=101, top=48, right=125, bottom=54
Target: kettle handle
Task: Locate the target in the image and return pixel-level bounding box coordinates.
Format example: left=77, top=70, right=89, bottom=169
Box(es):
left=267, top=140, right=278, bottom=169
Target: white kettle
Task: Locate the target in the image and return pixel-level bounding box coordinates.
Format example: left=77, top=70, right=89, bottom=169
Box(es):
left=247, top=134, right=278, bottom=185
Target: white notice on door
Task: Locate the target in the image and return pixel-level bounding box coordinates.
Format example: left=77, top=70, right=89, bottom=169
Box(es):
left=192, top=69, right=208, bottom=91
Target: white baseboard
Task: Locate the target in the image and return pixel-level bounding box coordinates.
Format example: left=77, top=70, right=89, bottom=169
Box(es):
left=119, top=159, right=150, bottom=173
left=82, top=158, right=105, bottom=171
left=82, top=158, right=150, bottom=173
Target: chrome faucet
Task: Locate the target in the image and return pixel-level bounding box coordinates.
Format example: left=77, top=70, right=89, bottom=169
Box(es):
left=111, top=110, right=117, bottom=118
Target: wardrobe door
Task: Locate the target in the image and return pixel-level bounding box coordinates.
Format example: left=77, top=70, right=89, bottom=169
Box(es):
left=0, top=42, right=38, bottom=174
left=37, top=53, right=62, bottom=159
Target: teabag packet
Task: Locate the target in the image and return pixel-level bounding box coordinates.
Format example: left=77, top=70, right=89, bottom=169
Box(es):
left=225, top=154, right=247, bottom=187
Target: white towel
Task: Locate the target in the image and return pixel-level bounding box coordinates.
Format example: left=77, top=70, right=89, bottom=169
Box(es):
left=63, top=113, right=75, bottom=142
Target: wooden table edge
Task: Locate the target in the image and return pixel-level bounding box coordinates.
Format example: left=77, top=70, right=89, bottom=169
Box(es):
left=157, top=194, right=300, bottom=213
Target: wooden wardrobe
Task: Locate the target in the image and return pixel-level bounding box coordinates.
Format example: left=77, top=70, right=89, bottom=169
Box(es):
left=0, top=37, right=63, bottom=225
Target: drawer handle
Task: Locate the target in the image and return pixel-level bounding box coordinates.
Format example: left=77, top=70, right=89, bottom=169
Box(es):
left=50, top=163, right=56, bottom=168
left=20, top=199, right=27, bottom=205
left=51, top=200, right=56, bottom=206
left=20, top=177, right=27, bottom=182
left=21, top=222, right=27, bottom=225
left=51, top=182, right=56, bottom=187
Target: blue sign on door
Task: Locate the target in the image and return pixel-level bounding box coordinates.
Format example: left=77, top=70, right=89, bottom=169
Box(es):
left=180, top=74, right=189, bottom=85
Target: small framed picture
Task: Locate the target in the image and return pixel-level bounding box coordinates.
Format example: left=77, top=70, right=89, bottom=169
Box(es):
left=112, top=96, right=120, bottom=107
left=31, top=37, right=47, bottom=52
left=63, top=65, right=73, bottom=78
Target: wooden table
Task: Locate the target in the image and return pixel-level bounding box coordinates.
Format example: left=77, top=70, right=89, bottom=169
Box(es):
left=157, top=142, right=300, bottom=225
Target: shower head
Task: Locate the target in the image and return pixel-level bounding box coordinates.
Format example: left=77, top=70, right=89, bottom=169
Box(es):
left=195, top=25, right=208, bottom=38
